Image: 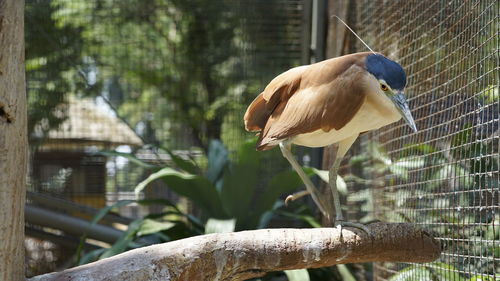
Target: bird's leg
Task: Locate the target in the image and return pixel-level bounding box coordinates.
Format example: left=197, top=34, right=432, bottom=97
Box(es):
left=329, top=135, right=371, bottom=235
left=329, top=156, right=344, bottom=222
left=279, top=141, right=329, bottom=218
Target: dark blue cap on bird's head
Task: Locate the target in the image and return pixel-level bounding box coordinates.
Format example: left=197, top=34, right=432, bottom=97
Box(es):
left=365, top=54, right=407, bottom=90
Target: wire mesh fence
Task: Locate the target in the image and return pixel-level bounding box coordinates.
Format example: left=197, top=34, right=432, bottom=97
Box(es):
left=26, top=0, right=306, bottom=207
left=24, top=0, right=500, bottom=279
left=350, top=0, right=499, bottom=279
left=24, top=0, right=308, bottom=276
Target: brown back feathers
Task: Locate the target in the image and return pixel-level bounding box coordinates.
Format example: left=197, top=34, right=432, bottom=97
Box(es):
left=244, top=52, right=371, bottom=150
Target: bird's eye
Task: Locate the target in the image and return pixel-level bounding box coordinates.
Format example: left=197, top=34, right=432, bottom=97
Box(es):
left=380, top=84, right=389, bottom=91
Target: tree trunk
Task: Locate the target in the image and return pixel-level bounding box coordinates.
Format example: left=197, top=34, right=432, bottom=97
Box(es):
left=0, top=0, right=27, bottom=280
left=29, top=223, right=441, bottom=281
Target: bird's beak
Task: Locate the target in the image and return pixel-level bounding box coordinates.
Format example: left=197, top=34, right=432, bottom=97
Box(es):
left=391, top=93, right=418, bottom=133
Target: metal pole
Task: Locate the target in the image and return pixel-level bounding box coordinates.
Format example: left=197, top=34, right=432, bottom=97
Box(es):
left=25, top=205, right=123, bottom=244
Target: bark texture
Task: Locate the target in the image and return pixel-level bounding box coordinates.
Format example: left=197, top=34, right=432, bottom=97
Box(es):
left=30, top=223, right=441, bottom=281
left=0, top=0, right=27, bottom=280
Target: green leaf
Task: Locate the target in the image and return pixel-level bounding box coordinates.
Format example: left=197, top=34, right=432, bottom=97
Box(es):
left=206, top=139, right=229, bottom=186
left=99, top=150, right=157, bottom=169
left=137, top=219, right=176, bottom=236
left=431, top=164, right=472, bottom=189
left=249, top=170, right=307, bottom=228
left=394, top=156, right=425, bottom=169
left=135, top=167, right=226, bottom=218
left=220, top=162, right=257, bottom=219
left=135, top=167, right=195, bottom=195
left=220, top=141, right=259, bottom=222
left=485, top=219, right=499, bottom=240
left=163, top=175, right=226, bottom=218
left=452, top=125, right=472, bottom=148
left=337, top=264, right=356, bottom=281
left=478, top=85, right=499, bottom=105
left=161, top=220, right=202, bottom=240
left=76, top=199, right=136, bottom=263
left=257, top=209, right=277, bottom=229
left=312, top=168, right=329, bottom=183
left=284, top=269, right=310, bottom=281
left=312, top=168, right=347, bottom=194
left=430, top=262, right=464, bottom=281
left=90, top=200, right=136, bottom=225
left=99, top=219, right=143, bottom=260
left=388, top=266, right=432, bottom=281
left=468, top=275, right=495, bottom=281
left=78, top=248, right=107, bottom=265
left=369, top=143, right=392, bottom=166
left=161, top=147, right=200, bottom=175
left=137, top=198, right=180, bottom=211
left=205, top=218, right=236, bottom=234
left=276, top=210, right=322, bottom=228
left=237, top=139, right=261, bottom=165
left=349, top=154, right=370, bottom=165
left=389, top=165, right=409, bottom=180
left=403, top=143, right=437, bottom=155
left=137, top=199, right=205, bottom=230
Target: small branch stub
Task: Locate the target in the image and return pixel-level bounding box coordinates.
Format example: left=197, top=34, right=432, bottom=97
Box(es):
left=30, top=223, right=441, bottom=281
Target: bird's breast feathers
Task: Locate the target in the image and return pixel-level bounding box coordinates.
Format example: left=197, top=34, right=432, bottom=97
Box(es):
left=292, top=91, right=402, bottom=147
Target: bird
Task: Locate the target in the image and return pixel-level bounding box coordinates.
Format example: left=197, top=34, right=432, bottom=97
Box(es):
left=244, top=52, right=417, bottom=233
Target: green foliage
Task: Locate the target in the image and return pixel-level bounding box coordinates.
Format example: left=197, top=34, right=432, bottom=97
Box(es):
left=43, top=0, right=303, bottom=150
left=98, top=219, right=143, bottom=260
left=312, top=168, right=348, bottom=194
left=134, top=140, right=307, bottom=230
left=388, top=262, right=498, bottom=281
left=135, top=166, right=227, bottom=218
left=76, top=198, right=136, bottom=261
left=284, top=269, right=311, bottom=281
left=220, top=141, right=260, bottom=221
left=479, top=85, right=499, bottom=105
left=25, top=0, right=88, bottom=137
left=468, top=275, right=496, bottom=281
left=50, top=0, right=259, bottom=149
left=80, top=140, right=309, bottom=264
left=351, top=123, right=500, bottom=278
left=388, top=266, right=432, bottom=281
left=78, top=198, right=202, bottom=264
left=336, top=264, right=357, bottom=281
left=204, top=218, right=236, bottom=234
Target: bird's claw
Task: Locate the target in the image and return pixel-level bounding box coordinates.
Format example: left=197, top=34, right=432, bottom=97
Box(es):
left=284, top=190, right=310, bottom=206
left=334, top=220, right=373, bottom=238
left=284, top=195, right=295, bottom=206
left=365, top=219, right=382, bottom=225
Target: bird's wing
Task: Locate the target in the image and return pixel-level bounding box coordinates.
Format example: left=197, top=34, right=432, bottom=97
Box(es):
left=244, top=65, right=306, bottom=133
left=244, top=53, right=370, bottom=150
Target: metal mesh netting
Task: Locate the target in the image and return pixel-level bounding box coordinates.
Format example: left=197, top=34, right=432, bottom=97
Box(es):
left=351, top=0, right=499, bottom=279
left=24, top=0, right=307, bottom=276
left=26, top=0, right=305, bottom=207
left=24, top=0, right=500, bottom=278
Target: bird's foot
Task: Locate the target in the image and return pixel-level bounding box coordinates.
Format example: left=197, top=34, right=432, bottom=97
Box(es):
left=334, top=220, right=372, bottom=237
left=284, top=190, right=310, bottom=206
left=365, top=219, right=382, bottom=225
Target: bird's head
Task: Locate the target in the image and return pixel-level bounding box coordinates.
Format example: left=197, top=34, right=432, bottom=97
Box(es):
left=365, top=53, right=417, bottom=132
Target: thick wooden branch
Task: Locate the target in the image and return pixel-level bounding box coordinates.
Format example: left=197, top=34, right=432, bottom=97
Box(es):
left=30, top=223, right=441, bottom=281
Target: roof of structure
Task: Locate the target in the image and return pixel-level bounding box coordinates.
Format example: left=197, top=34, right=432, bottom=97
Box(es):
left=40, top=97, right=143, bottom=147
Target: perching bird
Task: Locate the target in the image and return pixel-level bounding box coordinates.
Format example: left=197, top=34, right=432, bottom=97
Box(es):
left=244, top=52, right=417, bottom=232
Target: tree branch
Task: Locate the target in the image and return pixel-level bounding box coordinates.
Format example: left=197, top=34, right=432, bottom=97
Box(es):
left=29, top=223, right=441, bottom=281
